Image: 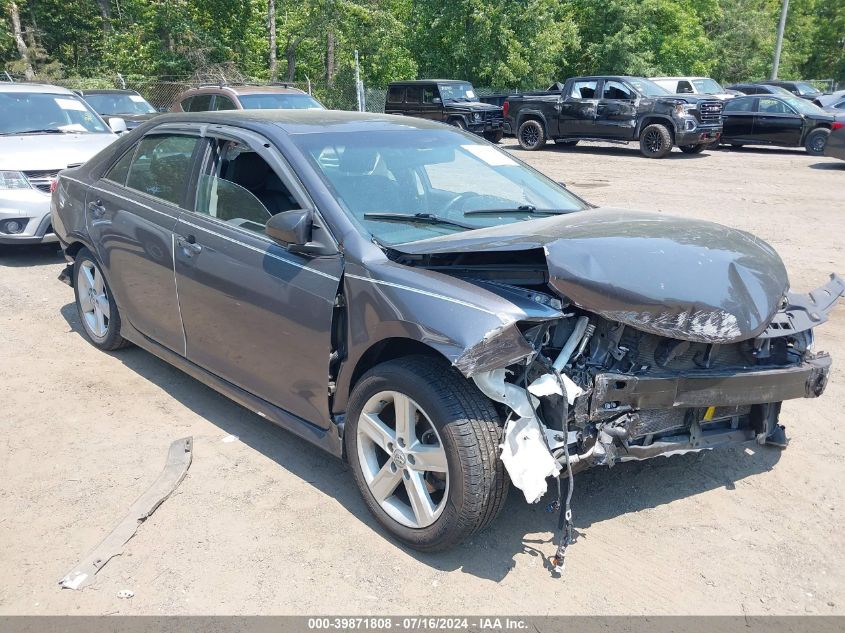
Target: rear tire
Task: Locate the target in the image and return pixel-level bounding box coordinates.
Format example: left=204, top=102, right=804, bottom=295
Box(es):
left=639, top=123, right=673, bottom=158
left=805, top=128, right=830, bottom=156
left=517, top=119, right=546, bottom=150
left=345, top=355, right=508, bottom=552
left=483, top=130, right=504, bottom=144
left=679, top=144, right=706, bottom=154
left=73, top=248, right=130, bottom=351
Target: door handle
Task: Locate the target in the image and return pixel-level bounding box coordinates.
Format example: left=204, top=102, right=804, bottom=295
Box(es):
left=87, top=199, right=106, bottom=219
left=176, top=234, right=202, bottom=256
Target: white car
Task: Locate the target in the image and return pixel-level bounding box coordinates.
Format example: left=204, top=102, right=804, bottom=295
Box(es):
left=650, top=76, right=735, bottom=101
left=0, top=83, right=122, bottom=245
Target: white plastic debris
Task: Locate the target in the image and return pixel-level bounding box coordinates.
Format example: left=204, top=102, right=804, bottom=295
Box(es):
left=117, top=589, right=134, bottom=599
left=499, top=416, right=562, bottom=503
left=527, top=373, right=584, bottom=405
left=221, top=435, right=239, bottom=443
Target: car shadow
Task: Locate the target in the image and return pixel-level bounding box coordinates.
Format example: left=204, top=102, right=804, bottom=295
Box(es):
left=0, top=243, right=62, bottom=268
left=59, top=302, right=783, bottom=582
left=716, top=145, right=808, bottom=156
left=809, top=161, right=845, bottom=170
left=502, top=141, right=709, bottom=159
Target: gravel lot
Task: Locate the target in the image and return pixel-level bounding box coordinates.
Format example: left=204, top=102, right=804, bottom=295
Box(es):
left=1, top=142, right=843, bottom=615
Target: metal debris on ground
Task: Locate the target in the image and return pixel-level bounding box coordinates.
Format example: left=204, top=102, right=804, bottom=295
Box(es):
left=58, top=437, right=193, bottom=590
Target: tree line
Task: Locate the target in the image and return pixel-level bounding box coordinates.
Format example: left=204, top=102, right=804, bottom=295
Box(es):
left=2, top=0, right=843, bottom=90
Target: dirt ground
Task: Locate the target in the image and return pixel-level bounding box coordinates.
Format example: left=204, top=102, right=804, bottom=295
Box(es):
left=1, top=142, right=843, bottom=616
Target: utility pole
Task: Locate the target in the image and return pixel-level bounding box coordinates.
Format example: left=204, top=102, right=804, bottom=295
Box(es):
left=771, top=0, right=789, bottom=80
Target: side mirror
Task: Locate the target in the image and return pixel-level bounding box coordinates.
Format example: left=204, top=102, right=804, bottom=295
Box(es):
left=108, top=117, right=128, bottom=134
left=266, top=209, right=312, bottom=246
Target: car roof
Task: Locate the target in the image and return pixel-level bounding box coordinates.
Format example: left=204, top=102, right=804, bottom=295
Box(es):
left=78, top=89, right=141, bottom=95
left=182, top=84, right=306, bottom=96
left=0, top=82, right=76, bottom=95
left=147, top=109, right=450, bottom=134
left=651, top=76, right=711, bottom=81
left=389, top=79, right=471, bottom=85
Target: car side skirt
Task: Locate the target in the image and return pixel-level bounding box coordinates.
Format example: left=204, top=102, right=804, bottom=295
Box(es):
left=118, top=319, right=344, bottom=458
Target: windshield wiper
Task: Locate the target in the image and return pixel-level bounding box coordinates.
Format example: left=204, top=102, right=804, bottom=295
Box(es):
left=464, top=205, right=568, bottom=216
left=4, top=128, right=67, bottom=135
left=363, top=212, right=476, bottom=230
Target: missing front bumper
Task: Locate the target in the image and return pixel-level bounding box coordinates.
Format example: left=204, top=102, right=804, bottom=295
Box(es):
left=590, top=354, right=831, bottom=420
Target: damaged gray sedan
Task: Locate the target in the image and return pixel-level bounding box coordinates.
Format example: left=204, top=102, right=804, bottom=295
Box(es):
left=52, top=110, right=843, bottom=557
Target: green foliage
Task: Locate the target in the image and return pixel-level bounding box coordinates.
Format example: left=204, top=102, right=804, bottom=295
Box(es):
left=1, top=0, right=843, bottom=89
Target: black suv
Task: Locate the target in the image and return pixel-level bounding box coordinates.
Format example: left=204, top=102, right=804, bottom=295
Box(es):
left=758, top=80, right=824, bottom=101
left=385, top=80, right=504, bottom=142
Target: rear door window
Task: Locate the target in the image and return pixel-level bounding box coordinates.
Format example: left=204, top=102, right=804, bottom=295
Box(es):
left=125, top=134, right=200, bottom=206
left=386, top=87, right=404, bottom=104
left=570, top=80, right=598, bottom=99
left=405, top=86, right=422, bottom=104
left=103, top=145, right=137, bottom=185
left=185, top=95, right=213, bottom=112
left=213, top=96, right=238, bottom=111
left=724, top=97, right=755, bottom=112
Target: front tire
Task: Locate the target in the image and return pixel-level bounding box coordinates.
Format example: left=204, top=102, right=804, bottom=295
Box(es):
left=517, top=119, right=546, bottom=150
left=483, top=130, right=504, bottom=143
left=345, top=356, right=508, bottom=552
left=639, top=123, right=673, bottom=158
left=679, top=143, right=706, bottom=154
left=805, top=128, right=830, bottom=156
left=73, top=248, right=129, bottom=351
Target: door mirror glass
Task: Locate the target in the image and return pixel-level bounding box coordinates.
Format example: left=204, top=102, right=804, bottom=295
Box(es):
left=108, top=117, right=128, bottom=134
left=266, top=208, right=312, bottom=246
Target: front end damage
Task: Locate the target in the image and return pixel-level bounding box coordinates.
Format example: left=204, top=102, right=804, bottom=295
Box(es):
left=462, top=274, right=842, bottom=501
left=392, top=209, right=843, bottom=571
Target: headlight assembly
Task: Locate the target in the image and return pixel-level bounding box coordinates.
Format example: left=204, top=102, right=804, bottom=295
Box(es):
left=674, top=103, right=697, bottom=117
left=0, top=171, right=32, bottom=190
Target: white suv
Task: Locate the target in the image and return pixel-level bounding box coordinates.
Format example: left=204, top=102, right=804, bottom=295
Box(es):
left=0, top=83, right=120, bottom=245
left=650, top=76, right=735, bottom=101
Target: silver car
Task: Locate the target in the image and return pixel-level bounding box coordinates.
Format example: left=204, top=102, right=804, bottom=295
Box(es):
left=0, top=83, right=119, bottom=245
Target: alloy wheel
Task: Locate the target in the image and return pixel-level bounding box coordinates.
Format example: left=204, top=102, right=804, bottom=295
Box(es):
left=521, top=126, right=539, bottom=147
left=644, top=129, right=663, bottom=153
left=77, top=260, right=110, bottom=340
left=356, top=390, right=449, bottom=529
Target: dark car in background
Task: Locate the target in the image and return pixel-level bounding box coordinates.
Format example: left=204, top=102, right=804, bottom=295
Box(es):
left=504, top=75, right=723, bottom=157
left=717, top=94, right=835, bottom=154
left=824, top=121, right=845, bottom=161
left=815, top=90, right=845, bottom=111
left=170, top=84, right=324, bottom=112
left=385, top=80, right=504, bottom=142
left=725, top=83, right=794, bottom=96
left=51, top=109, right=843, bottom=555
left=759, top=80, right=825, bottom=101
left=76, top=89, right=160, bottom=131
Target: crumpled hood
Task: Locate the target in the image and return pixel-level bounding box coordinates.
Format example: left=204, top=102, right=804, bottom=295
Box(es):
left=0, top=133, right=117, bottom=171
left=395, top=208, right=790, bottom=344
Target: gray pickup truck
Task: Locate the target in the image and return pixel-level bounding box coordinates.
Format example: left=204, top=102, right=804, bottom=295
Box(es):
left=503, top=75, right=724, bottom=157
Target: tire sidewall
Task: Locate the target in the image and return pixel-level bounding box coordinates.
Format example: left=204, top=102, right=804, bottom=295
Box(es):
left=73, top=248, right=122, bottom=349
left=640, top=123, right=672, bottom=158
left=517, top=119, right=545, bottom=150
left=345, top=362, right=474, bottom=549
left=805, top=129, right=829, bottom=156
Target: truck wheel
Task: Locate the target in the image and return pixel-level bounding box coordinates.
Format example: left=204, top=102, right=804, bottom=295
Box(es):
left=804, top=128, right=829, bottom=156
left=517, top=119, right=546, bottom=150
left=483, top=130, right=504, bottom=144
left=554, top=139, right=579, bottom=147
left=345, top=355, right=509, bottom=552
left=679, top=144, right=706, bottom=154
left=639, top=123, right=673, bottom=158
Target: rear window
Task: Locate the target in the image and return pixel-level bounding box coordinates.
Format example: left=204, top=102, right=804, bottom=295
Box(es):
left=387, top=86, right=404, bottom=104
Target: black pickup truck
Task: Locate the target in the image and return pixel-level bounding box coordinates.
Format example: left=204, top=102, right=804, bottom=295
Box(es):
left=386, top=80, right=504, bottom=142
left=503, top=76, right=724, bottom=157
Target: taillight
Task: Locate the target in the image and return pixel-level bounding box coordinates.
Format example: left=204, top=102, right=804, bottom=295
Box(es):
left=49, top=178, right=59, bottom=194
left=503, top=100, right=509, bottom=118
left=832, top=121, right=844, bottom=131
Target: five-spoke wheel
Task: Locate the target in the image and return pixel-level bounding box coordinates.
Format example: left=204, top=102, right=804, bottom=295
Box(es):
left=73, top=248, right=129, bottom=350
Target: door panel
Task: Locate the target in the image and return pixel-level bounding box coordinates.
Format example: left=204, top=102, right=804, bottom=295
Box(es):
left=86, top=134, right=202, bottom=353
left=752, top=98, right=803, bottom=145
left=594, top=80, right=638, bottom=138
left=721, top=97, right=757, bottom=141
left=173, top=138, right=342, bottom=427
left=558, top=80, right=599, bottom=137
left=173, top=215, right=342, bottom=426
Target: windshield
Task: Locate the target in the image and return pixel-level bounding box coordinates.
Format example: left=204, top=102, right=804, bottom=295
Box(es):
left=238, top=93, right=324, bottom=110
left=84, top=93, right=155, bottom=115
left=692, top=78, right=725, bottom=94
left=627, top=78, right=669, bottom=97
left=292, top=128, right=588, bottom=246
left=795, top=82, right=822, bottom=96
left=437, top=82, right=477, bottom=102
left=783, top=95, right=827, bottom=115
left=0, top=92, right=110, bottom=134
